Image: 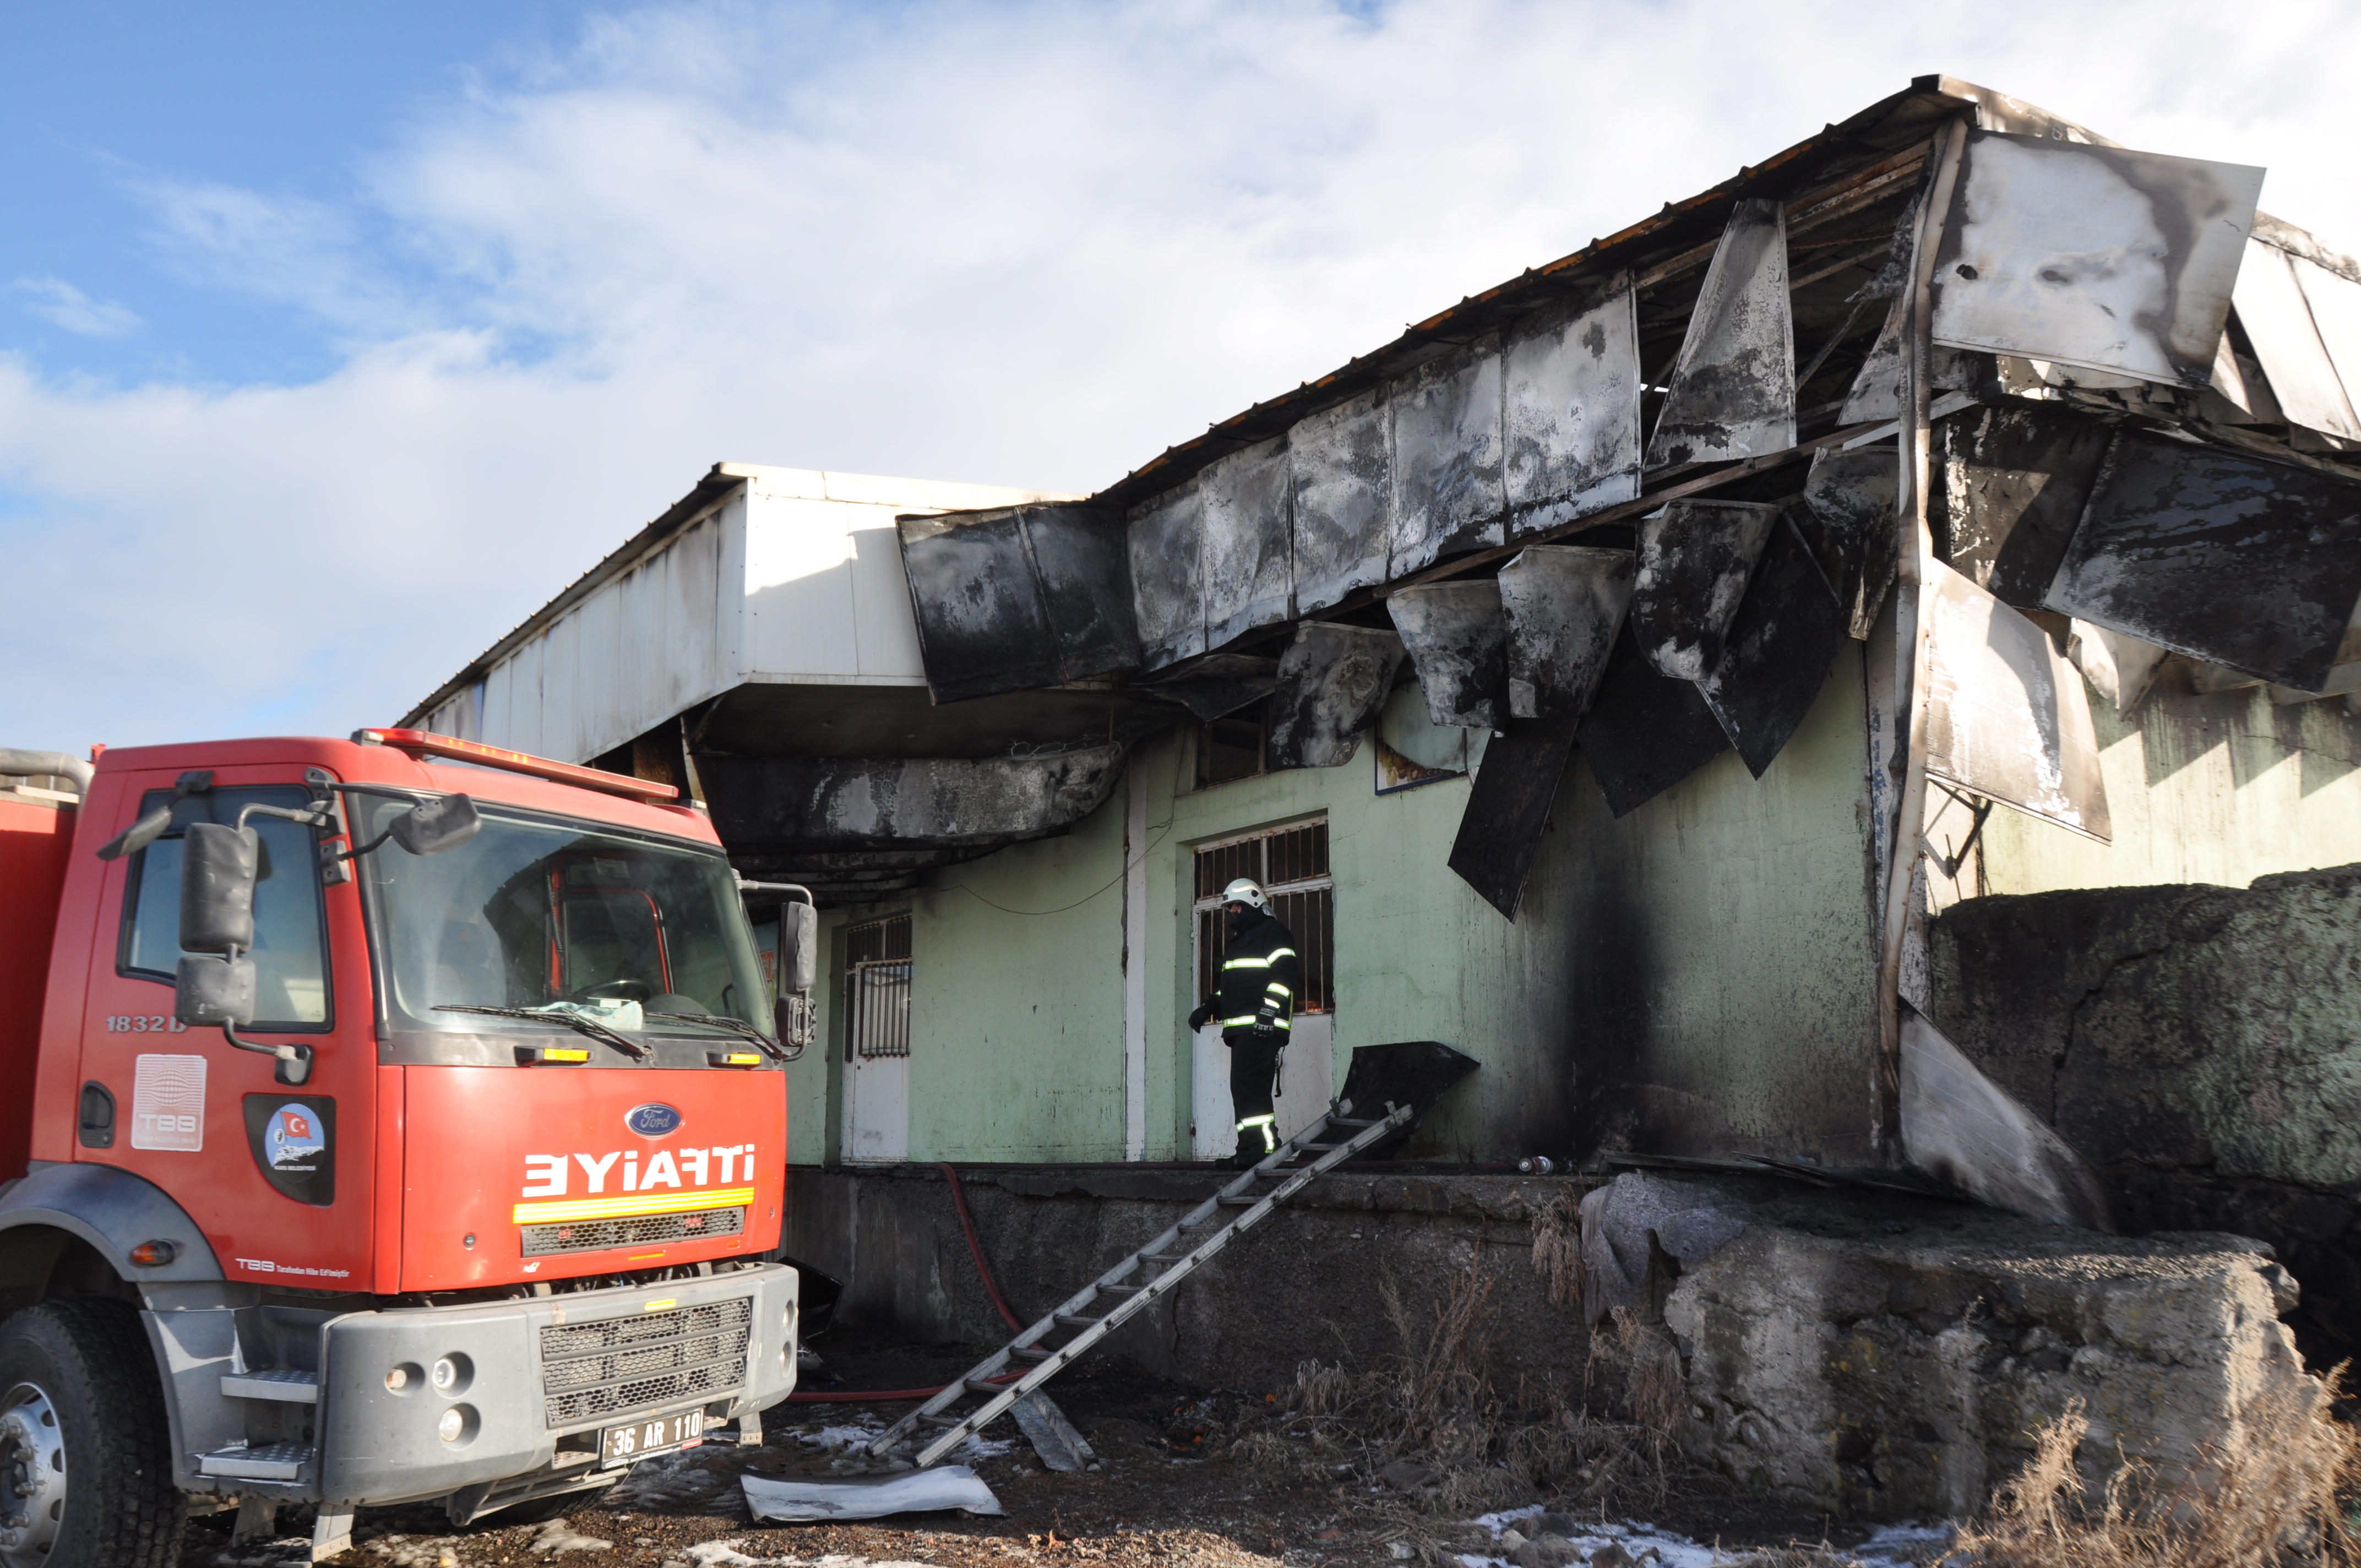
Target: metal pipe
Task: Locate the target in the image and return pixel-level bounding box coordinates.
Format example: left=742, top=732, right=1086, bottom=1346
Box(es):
left=0, top=749, right=93, bottom=796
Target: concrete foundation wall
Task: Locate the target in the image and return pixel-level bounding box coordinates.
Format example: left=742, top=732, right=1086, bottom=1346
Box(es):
left=780, top=1164, right=1592, bottom=1393
left=1927, top=862, right=2361, bottom=1358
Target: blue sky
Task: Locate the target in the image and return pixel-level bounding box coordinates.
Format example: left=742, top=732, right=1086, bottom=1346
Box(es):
left=2, top=1, right=2356, bottom=754
left=0, top=4, right=611, bottom=386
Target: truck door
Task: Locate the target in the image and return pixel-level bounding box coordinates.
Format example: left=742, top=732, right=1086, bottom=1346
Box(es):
left=75, top=767, right=375, bottom=1289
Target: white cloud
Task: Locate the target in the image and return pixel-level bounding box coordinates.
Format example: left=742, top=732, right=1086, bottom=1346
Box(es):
left=3, top=0, right=2359, bottom=755
left=12, top=277, right=142, bottom=339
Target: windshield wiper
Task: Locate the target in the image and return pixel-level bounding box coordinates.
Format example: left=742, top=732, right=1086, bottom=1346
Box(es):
left=434, top=1004, right=650, bottom=1061
left=646, top=1009, right=795, bottom=1063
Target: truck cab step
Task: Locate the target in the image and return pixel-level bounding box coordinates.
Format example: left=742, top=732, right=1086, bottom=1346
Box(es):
left=221, top=1369, right=319, bottom=1403
left=199, top=1441, right=313, bottom=1482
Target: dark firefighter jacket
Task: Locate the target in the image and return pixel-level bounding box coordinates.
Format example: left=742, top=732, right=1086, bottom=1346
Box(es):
left=1210, top=910, right=1303, bottom=1034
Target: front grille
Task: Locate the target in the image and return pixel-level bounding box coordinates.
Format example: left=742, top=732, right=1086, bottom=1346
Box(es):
left=521, top=1205, right=747, bottom=1257
left=539, top=1297, right=753, bottom=1428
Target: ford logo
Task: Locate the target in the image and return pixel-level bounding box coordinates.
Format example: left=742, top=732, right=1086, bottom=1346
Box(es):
left=624, top=1103, right=683, bottom=1139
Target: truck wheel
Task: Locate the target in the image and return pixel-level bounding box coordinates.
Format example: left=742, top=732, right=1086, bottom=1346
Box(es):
left=0, top=1300, right=185, bottom=1568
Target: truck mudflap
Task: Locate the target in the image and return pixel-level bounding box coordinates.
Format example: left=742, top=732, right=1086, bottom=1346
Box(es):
left=166, top=1264, right=798, bottom=1511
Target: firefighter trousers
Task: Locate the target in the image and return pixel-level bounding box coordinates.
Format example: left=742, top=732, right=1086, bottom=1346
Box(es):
left=1224, top=1029, right=1282, bottom=1157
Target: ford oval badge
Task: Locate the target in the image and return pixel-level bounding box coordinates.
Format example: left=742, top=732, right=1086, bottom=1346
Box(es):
left=625, top=1103, right=683, bottom=1139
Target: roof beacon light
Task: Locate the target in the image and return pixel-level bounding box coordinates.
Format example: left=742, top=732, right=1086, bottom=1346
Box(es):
left=352, top=728, right=681, bottom=803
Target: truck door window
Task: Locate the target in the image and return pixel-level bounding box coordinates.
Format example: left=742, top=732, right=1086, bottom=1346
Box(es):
left=118, top=785, right=333, bottom=1029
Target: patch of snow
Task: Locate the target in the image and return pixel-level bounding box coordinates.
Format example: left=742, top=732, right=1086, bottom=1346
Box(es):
left=1853, top=1521, right=1955, bottom=1567
left=1470, top=1504, right=1547, bottom=1538
left=1456, top=1516, right=1719, bottom=1568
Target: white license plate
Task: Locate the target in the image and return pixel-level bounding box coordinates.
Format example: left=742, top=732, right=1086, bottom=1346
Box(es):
left=600, top=1408, right=705, bottom=1467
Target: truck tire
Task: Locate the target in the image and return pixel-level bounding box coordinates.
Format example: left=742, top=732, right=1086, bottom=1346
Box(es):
left=0, top=1300, right=186, bottom=1568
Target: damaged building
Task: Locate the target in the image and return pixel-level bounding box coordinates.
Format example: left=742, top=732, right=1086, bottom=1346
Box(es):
left=403, top=76, right=2361, bottom=1513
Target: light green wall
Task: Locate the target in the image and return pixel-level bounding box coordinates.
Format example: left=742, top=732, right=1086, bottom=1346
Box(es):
left=786, top=646, right=1891, bottom=1168
left=1982, top=681, right=2361, bottom=897
left=775, top=661, right=2359, bottom=1172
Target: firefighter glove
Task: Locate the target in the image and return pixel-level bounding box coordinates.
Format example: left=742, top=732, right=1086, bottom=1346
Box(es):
left=1252, top=1004, right=1280, bottom=1039
left=1188, top=1002, right=1213, bottom=1031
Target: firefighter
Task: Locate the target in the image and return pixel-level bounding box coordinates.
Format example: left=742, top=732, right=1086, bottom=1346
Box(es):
left=1187, top=878, right=1303, bottom=1167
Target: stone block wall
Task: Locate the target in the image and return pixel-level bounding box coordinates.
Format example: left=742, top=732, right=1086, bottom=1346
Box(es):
left=1927, top=863, right=2361, bottom=1361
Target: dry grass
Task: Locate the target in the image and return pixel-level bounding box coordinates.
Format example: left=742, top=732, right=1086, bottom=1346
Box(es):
left=1946, top=1376, right=2361, bottom=1567
left=1230, top=1245, right=1694, bottom=1523
left=1529, top=1194, right=1584, bottom=1312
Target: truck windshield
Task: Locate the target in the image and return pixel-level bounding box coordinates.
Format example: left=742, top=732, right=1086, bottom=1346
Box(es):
left=354, top=794, right=767, bottom=1035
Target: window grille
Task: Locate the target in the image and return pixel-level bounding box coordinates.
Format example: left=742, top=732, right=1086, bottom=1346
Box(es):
left=845, top=915, right=911, bottom=1059
left=1192, top=820, right=1333, bottom=1014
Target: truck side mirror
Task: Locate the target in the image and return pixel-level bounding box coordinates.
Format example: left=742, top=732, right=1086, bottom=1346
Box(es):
left=389, top=793, right=480, bottom=856
left=96, top=805, right=176, bottom=862
left=779, top=900, right=818, bottom=995
left=175, top=954, right=256, bottom=1030
left=179, top=823, right=258, bottom=955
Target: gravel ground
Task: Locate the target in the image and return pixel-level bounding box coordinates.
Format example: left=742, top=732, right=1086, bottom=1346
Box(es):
left=175, top=1330, right=1898, bottom=1568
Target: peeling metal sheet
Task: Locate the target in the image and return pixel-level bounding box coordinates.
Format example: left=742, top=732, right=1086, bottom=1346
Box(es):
left=1290, top=389, right=1393, bottom=617
left=2065, top=620, right=2169, bottom=722
left=1389, top=337, right=1505, bottom=576
left=897, top=504, right=1141, bottom=705
left=1696, top=519, right=1847, bottom=777
left=896, top=508, right=1060, bottom=702
left=698, top=744, right=1127, bottom=850
left=1127, top=481, right=1205, bottom=670
left=1646, top=199, right=1794, bottom=468
left=2042, top=430, right=2361, bottom=691
left=1446, top=705, right=1580, bottom=921
left=1140, top=654, right=1279, bottom=723
left=1266, top=623, right=1403, bottom=770
left=1503, top=279, right=1642, bottom=537
left=1838, top=291, right=1974, bottom=423
left=1200, top=436, right=1295, bottom=649
left=1388, top=582, right=1509, bottom=729
left=1575, top=627, right=1733, bottom=819
left=1020, top=505, right=1143, bottom=678
left=1630, top=499, right=1780, bottom=681
left=2231, top=240, right=2361, bottom=441
left=1932, top=403, right=2112, bottom=607
left=2289, top=253, right=2361, bottom=422
left=1925, top=560, right=2109, bottom=841
left=1930, top=132, right=2262, bottom=389
left=1799, top=447, right=1898, bottom=639
left=1495, top=545, right=1632, bottom=720
left=1900, top=1005, right=2114, bottom=1232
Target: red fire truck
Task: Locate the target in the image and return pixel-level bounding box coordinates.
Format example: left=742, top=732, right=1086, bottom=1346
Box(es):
left=0, top=729, right=808, bottom=1566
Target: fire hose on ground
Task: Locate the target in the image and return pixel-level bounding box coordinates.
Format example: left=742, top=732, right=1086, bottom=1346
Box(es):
left=781, top=1162, right=1026, bottom=1403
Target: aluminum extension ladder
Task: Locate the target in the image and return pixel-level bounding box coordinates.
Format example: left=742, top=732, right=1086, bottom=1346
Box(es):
left=868, top=1097, right=1417, bottom=1468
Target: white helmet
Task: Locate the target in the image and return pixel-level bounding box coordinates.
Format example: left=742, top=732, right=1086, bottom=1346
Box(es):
left=1221, top=878, right=1269, bottom=911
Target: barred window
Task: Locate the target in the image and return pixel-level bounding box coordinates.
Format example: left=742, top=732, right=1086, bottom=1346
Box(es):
left=844, top=915, right=910, bottom=1059
left=1192, top=820, right=1333, bottom=1013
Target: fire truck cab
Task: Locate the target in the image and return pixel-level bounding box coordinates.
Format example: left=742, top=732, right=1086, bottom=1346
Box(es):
left=0, top=731, right=804, bottom=1566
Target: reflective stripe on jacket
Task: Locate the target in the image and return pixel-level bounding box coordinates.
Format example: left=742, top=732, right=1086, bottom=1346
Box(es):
left=1210, top=910, right=1303, bottom=1032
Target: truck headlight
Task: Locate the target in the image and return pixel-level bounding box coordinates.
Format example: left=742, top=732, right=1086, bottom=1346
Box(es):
left=437, top=1407, right=465, bottom=1442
